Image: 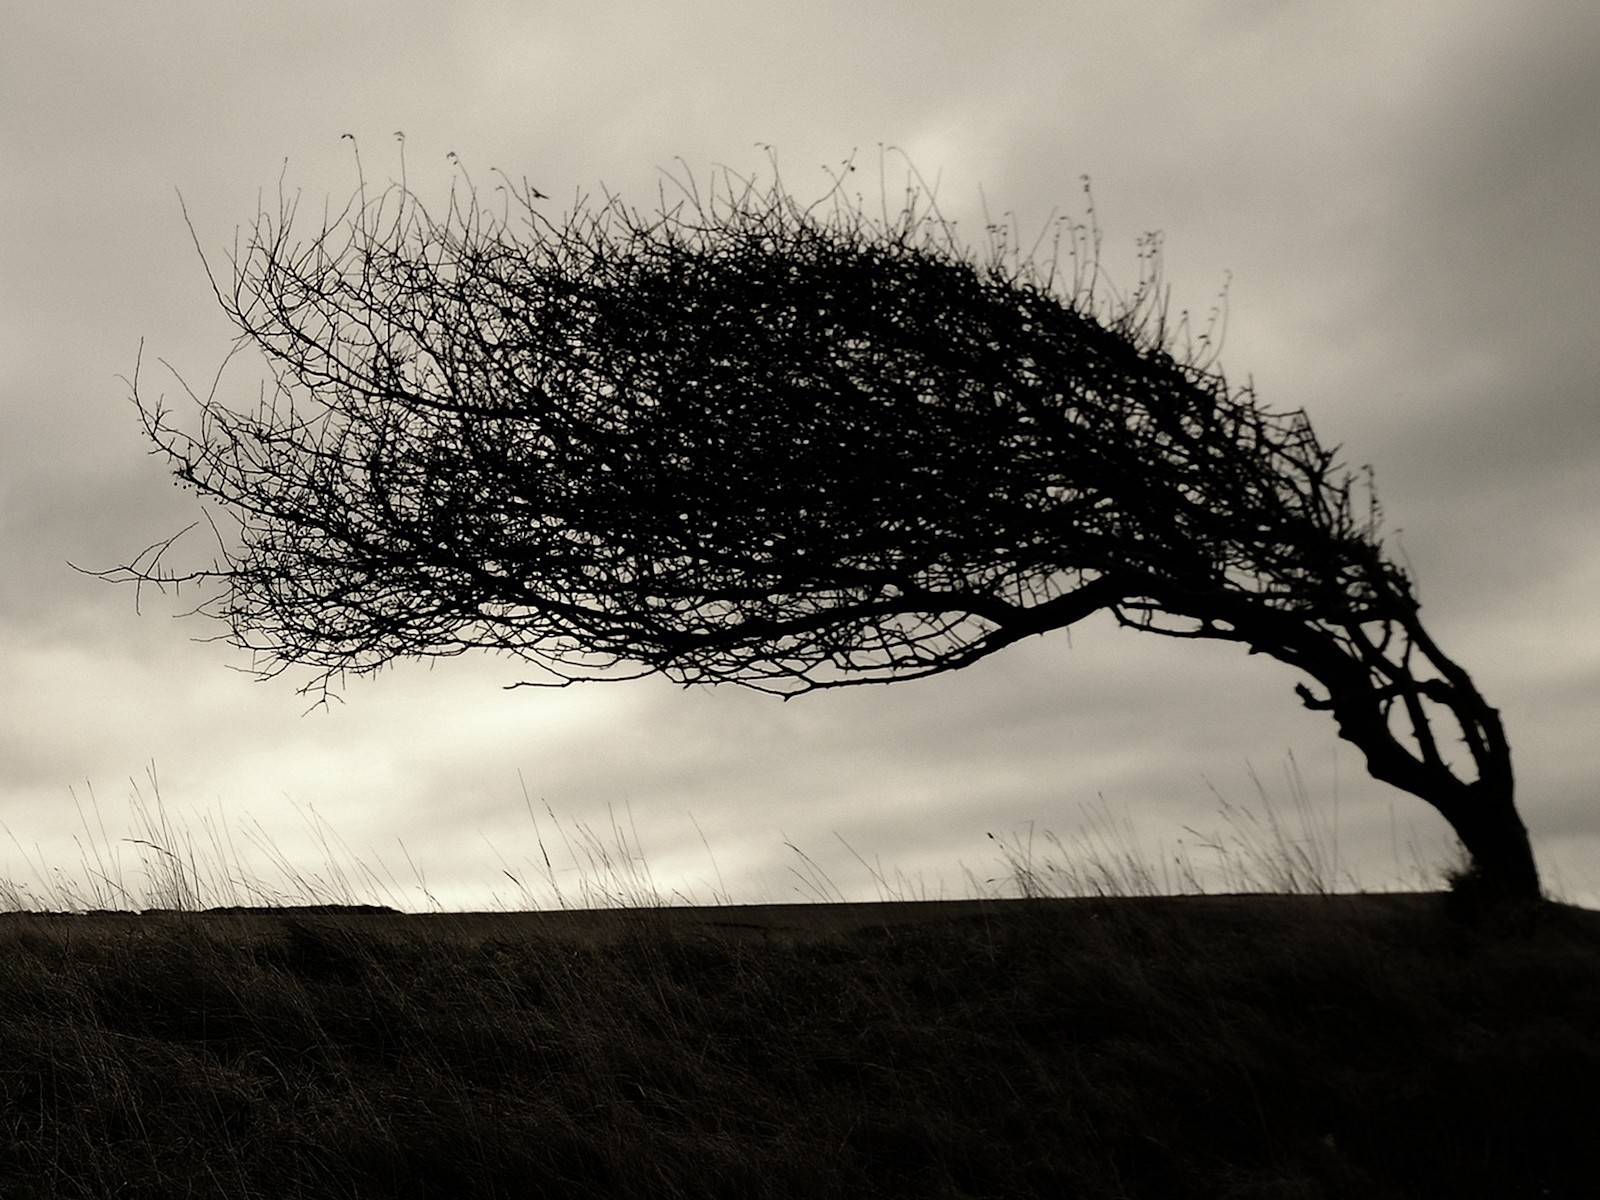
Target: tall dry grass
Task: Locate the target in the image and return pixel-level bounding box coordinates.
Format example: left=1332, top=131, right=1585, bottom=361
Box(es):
left=0, top=756, right=1473, bottom=916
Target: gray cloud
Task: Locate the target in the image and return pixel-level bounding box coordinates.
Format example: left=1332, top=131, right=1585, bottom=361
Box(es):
left=3, top=1, right=1596, bottom=909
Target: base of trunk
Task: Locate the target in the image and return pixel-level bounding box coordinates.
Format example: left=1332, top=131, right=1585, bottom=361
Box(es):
left=1442, top=793, right=1543, bottom=920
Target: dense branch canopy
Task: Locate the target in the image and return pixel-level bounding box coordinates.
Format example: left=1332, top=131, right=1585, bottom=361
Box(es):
left=125, top=160, right=1406, bottom=702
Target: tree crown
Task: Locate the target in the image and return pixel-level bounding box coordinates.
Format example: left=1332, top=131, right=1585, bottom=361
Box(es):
left=124, top=155, right=1396, bottom=700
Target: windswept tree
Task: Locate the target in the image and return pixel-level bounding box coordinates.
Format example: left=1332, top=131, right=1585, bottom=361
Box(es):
left=110, top=154, right=1541, bottom=903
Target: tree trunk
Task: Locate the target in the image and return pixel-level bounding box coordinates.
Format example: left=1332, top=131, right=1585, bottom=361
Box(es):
left=1129, top=582, right=1544, bottom=909
left=1259, top=617, right=1544, bottom=909
left=1333, top=711, right=1544, bottom=909
left=1438, top=782, right=1544, bottom=907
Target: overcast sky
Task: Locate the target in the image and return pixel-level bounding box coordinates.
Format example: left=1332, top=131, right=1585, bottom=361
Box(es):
left=3, top=1, right=1597, bottom=911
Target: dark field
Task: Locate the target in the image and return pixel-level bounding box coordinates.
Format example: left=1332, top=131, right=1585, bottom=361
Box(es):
left=1, top=892, right=1597, bottom=1198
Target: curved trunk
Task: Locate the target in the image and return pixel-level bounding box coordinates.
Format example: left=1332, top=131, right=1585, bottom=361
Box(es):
left=1314, top=699, right=1541, bottom=905
left=1441, top=782, right=1542, bottom=905
left=1278, top=615, right=1543, bottom=906
left=1128, top=588, right=1545, bottom=907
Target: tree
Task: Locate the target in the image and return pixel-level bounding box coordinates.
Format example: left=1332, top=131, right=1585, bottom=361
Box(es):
left=109, top=154, right=1541, bottom=904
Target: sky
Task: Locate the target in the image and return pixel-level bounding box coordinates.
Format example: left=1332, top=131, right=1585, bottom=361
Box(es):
left=3, top=1, right=1598, bottom=911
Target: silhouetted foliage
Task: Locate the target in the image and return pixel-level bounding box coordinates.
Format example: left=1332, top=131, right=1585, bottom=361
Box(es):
left=109, top=151, right=1540, bottom=903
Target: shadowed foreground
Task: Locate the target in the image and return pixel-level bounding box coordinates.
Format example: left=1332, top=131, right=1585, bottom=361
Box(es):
left=2, top=894, right=1597, bottom=1198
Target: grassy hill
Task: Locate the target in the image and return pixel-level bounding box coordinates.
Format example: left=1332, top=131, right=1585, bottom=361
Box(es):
left=1, top=891, right=1597, bottom=1198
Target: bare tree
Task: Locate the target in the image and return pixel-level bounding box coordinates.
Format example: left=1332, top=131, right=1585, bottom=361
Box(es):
left=108, top=154, right=1541, bottom=904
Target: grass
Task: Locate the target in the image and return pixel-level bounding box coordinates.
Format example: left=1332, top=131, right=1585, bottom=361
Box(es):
left=0, top=756, right=1443, bottom=915
left=0, top=773, right=1596, bottom=1198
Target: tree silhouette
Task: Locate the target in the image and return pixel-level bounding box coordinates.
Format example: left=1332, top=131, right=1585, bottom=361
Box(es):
left=111, top=155, right=1541, bottom=904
